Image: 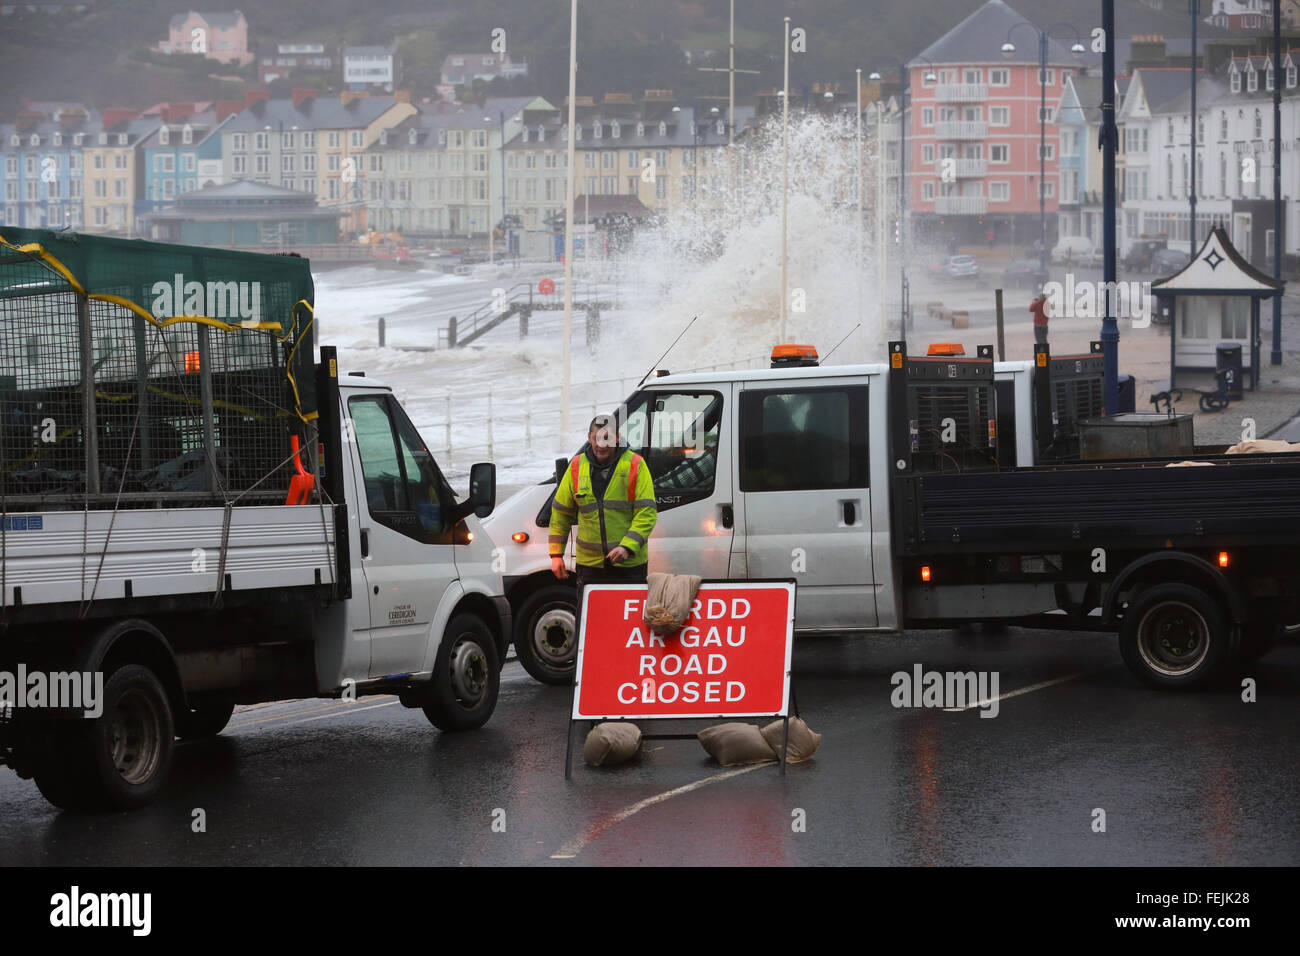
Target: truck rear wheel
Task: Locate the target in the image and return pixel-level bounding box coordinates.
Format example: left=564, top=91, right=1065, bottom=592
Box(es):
left=514, top=585, right=578, bottom=685
left=1119, top=584, right=1231, bottom=689
left=33, top=664, right=175, bottom=810
left=423, top=614, right=500, bottom=731
left=175, top=700, right=235, bottom=740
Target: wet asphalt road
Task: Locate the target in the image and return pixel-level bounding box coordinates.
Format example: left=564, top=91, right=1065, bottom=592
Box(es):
left=1, top=627, right=1297, bottom=866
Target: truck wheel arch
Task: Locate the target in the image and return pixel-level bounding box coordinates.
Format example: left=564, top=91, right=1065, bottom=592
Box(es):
left=1103, top=552, right=1242, bottom=627
left=71, top=619, right=187, bottom=722
left=450, top=591, right=510, bottom=666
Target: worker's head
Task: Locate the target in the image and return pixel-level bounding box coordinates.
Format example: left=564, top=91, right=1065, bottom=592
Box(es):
left=588, top=414, right=619, bottom=464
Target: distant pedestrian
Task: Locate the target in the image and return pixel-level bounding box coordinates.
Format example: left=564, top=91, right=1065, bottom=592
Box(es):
left=1030, top=292, right=1051, bottom=346
left=986, top=228, right=995, bottom=249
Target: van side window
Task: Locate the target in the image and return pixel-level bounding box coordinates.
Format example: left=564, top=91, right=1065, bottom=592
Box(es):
left=739, top=386, right=868, bottom=492
left=349, top=395, right=456, bottom=543
left=619, top=390, right=723, bottom=510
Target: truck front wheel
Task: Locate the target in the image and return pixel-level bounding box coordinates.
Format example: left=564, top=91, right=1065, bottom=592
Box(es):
left=423, top=614, right=500, bottom=731
left=1119, top=583, right=1231, bottom=689
left=514, top=584, right=578, bottom=685
left=175, top=700, right=235, bottom=740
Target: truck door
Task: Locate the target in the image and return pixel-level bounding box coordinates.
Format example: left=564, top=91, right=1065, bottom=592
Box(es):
left=734, top=380, right=875, bottom=629
left=618, top=386, right=735, bottom=579
left=347, top=393, right=460, bottom=679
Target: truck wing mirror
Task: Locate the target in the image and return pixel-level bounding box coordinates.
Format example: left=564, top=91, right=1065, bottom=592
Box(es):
left=468, top=461, right=496, bottom=519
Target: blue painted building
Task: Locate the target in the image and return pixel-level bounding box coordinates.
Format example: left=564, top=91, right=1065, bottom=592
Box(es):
left=0, top=106, right=93, bottom=230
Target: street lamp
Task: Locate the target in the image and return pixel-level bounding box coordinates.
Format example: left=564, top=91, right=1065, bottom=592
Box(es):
left=1002, top=23, right=1085, bottom=272
left=870, top=58, right=936, bottom=343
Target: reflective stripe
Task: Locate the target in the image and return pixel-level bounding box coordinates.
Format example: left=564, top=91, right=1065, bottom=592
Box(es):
left=548, top=534, right=568, bottom=545
left=575, top=536, right=607, bottom=553
left=577, top=500, right=600, bottom=513
left=627, top=453, right=641, bottom=501
left=570, top=456, right=581, bottom=494
left=552, top=501, right=577, bottom=517
left=600, top=500, right=634, bottom=511
left=631, top=498, right=656, bottom=509
left=625, top=530, right=647, bottom=546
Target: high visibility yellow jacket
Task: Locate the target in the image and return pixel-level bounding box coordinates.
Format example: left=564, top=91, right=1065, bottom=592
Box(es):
left=549, top=448, right=657, bottom=567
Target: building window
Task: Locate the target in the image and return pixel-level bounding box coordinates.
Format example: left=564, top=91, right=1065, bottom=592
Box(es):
left=232, top=133, right=246, bottom=151
left=471, top=130, right=487, bottom=148
left=655, top=150, right=668, bottom=168
left=1037, top=143, right=1055, bottom=160
left=1038, top=180, right=1055, bottom=198
left=989, top=68, right=1009, bottom=86
left=989, top=106, right=1010, bottom=126
left=921, top=181, right=934, bottom=200
left=182, top=126, right=193, bottom=145
left=658, top=121, right=667, bottom=136
left=921, top=144, right=935, bottom=163
left=1288, top=65, right=1297, bottom=88
left=584, top=152, right=596, bottom=169
left=350, top=131, right=364, bottom=148
left=161, top=155, right=175, bottom=173
left=611, top=121, right=621, bottom=139
left=1039, top=68, right=1055, bottom=86
left=989, top=181, right=1010, bottom=201
left=1219, top=111, right=1229, bottom=140
left=1254, top=108, right=1263, bottom=138
left=233, top=156, right=246, bottom=173
left=183, top=154, right=195, bottom=172
left=254, top=132, right=268, bottom=151
left=1038, top=106, right=1054, bottom=123
left=159, top=128, right=169, bottom=146
left=637, top=122, right=645, bottom=137
left=601, top=151, right=616, bottom=170
left=1247, top=68, right=1258, bottom=93
left=989, top=143, right=1009, bottom=163
left=1231, top=70, right=1241, bottom=93
left=655, top=176, right=667, bottom=200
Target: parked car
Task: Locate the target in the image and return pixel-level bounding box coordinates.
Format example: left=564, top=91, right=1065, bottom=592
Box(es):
left=1123, top=237, right=1169, bottom=272
left=1001, top=259, right=1050, bottom=289
left=943, top=254, right=980, bottom=279
left=1088, top=247, right=1105, bottom=268
left=1150, top=248, right=1191, bottom=275
left=1051, top=236, right=1095, bottom=265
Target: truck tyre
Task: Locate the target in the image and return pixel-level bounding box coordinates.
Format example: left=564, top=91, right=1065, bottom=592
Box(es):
left=514, top=584, right=578, bottom=685
left=175, top=701, right=235, bottom=740
left=34, top=664, right=175, bottom=810
left=1119, top=583, right=1231, bottom=689
left=423, top=614, right=500, bottom=731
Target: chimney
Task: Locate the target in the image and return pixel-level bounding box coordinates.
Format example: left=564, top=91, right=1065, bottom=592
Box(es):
left=100, top=108, right=139, bottom=131
left=292, top=87, right=318, bottom=110
left=15, top=110, right=43, bottom=132
left=214, top=100, right=243, bottom=123
left=161, top=103, right=195, bottom=124
left=58, top=107, right=89, bottom=130
left=244, top=88, right=270, bottom=109
left=341, top=90, right=368, bottom=107
left=393, top=89, right=411, bottom=104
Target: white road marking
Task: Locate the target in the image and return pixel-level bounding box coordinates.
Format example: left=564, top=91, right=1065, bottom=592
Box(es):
left=942, top=671, right=1088, bottom=712
left=293, top=700, right=401, bottom=723
left=550, top=762, right=772, bottom=859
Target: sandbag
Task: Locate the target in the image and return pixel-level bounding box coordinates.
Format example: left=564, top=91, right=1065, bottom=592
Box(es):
left=644, top=572, right=703, bottom=635
left=761, top=717, right=822, bottom=763
left=697, top=722, right=777, bottom=766
left=1165, top=460, right=1215, bottom=467
left=1226, top=439, right=1300, bottom=455
left=583, top=721, right=643, bottom=767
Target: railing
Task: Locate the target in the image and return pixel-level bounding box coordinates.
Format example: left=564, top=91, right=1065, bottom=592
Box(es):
left=418, top=355, right=768, bottom=484
left=934, top=83, right=988, bottom=103
left=934, top=157, right=987, bottom=178
left=435, top=281, right=534, bottom=348
left=934, top=120, right=988, bottom=140
left=934, top=195, right=988, bottom=215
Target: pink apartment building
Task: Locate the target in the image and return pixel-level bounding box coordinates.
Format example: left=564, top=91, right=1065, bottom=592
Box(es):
left=905, top=0, right=1088, bottom=251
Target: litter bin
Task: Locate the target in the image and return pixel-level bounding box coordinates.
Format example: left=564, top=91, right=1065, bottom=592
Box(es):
left=1116, top=374, right=1136, bottom=413
left=1215, top=342, right=1243, bottom=400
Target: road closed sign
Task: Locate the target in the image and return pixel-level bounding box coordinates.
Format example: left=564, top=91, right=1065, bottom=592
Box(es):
left=573, top=581, right=795, bottom=720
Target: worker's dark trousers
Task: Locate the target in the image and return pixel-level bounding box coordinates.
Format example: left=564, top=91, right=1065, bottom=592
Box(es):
left=1034, top=324, right=1048, bottom=345
left=574, top=562, right=649, bottom=660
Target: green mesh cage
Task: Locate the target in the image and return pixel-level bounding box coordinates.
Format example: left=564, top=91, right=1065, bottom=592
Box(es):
left=0, top=227, right=316, bottom=507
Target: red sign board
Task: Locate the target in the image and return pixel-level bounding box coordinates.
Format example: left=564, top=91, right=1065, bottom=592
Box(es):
left=572, top=581, right=795, bottom=720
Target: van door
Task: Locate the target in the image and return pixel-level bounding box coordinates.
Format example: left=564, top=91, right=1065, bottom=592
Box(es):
left=617, top=386, right=735, bottom=579
left=347, top=393, right=460, bottom=679
left=734, top=379, right=875, bottom=629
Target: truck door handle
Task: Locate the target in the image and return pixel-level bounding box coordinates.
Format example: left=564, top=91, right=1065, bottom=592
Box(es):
left=361, top=528, right=370, bottom=557
left=842, top=500, right=857, bottom=525
left=720, top=504, right=733, bottom=529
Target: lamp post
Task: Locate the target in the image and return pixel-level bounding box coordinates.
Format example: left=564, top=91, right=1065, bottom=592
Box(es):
left=561, top=0, right=578, bottom=439
left=1101, top=0, right=1119, bottom=413
left=781, top=15, right=790, bottom=342
left=871, top=58, right=936, bottom=343
left=1001, top=23, right=1085, bottom=273
left=1190, top=0, right=1199, bottom=257
left=1272, top=0, right=1283, bottom=366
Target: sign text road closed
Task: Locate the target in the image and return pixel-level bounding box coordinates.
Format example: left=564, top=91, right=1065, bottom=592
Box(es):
left=573, top=581, right=795, bottom=720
